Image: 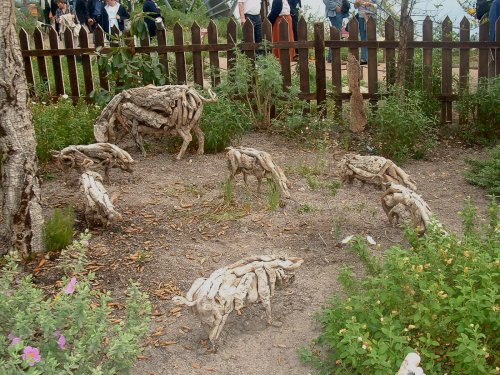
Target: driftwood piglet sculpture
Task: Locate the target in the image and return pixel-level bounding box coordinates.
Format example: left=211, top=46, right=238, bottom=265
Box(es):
left=381, top=183, right=432, bottom=234
left=52, top=143, right=134, bottom=184
left=94, top=85, right=216, bottom=159
left=339, top=154, right=417, bottom=191
left=226, top=146, right=291, bottom=199
left=172, top=255, right=303, bottom=348
left=80, top=171, right=121, bottom=227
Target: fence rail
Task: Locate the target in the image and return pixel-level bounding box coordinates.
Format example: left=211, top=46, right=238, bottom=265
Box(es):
left=19, top=16, right=500, bottom=123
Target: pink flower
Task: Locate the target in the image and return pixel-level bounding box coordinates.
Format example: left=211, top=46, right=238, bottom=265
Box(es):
left=55, top=331, right=66, bottom=350
left=64, top=277, right=77, bottom=294
left=7, top=333, right=21, bottom=347
left=22, top=346, right=41, bottom=366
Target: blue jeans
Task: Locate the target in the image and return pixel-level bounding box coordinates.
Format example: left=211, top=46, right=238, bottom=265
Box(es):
left=245, top=13, right=263, bottom=44
left=359, top=16, right=367, bottom=62
left=327, top=15, right=343, bottom=62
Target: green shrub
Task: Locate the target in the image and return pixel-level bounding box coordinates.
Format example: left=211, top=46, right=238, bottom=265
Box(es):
left=371, top=89, right=437, bottom=163
left=200, top=93, right=251, bottom=153
left=32, top=98, right=100, bottom=163
left=465, top=146, right=500, bottom=196
left=0, top=235, right=151, bottom=374
left=44, top=207, right=74, bottom=252
left=301, top=202, right=499, bottom=374
left=456, top=77, right=500, bottom=145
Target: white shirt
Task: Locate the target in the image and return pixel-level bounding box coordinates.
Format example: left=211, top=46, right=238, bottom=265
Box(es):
left=238, top=0, right=261, bottom=16
left=105, top=3, right=120, bottom=33
left=279, top=0, right=290, bottom=16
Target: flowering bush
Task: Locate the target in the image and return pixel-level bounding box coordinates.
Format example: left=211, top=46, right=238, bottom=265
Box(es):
left=0, top=235, right=151, bottom=374
left=300, top=199, right=499, bottom=374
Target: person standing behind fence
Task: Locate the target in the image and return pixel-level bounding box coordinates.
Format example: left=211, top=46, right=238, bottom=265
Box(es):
left=324, top=0, right=341, bottom=63
left=268, top=0, right=296, bottom=59
left=101, top=0, right=129, bottom=34
left=238, top=0, right=263, bottom=47
left=289, top=0, right=301, bottom=56
left=354, top=0, right=378, bottom=64
left=143, top=0, right=163, bottom=37
left=75, top=0, right=93, bottom=28
left=55, top=0, right=75, bottom=32
left=87, top=0, right=105, bottom=31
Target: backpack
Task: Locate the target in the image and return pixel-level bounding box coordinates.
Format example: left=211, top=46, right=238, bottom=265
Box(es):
left=341, top=0, right=351, bottom=14
left=476, top=0, right=493, bottom=20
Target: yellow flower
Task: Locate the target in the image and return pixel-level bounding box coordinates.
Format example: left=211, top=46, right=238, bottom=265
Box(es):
left=408, top=324, right=416, bottom=330
left=339, top=328, right=348, bottom=335
left=464, top=267, right=469, bottom=273
left=416, top=265, right=424, bottom=273
left=437, top=291, right=448, bottom=298
left=445, top=258, right=453, bottom=265
left=463, top=250, right=471, bottom=257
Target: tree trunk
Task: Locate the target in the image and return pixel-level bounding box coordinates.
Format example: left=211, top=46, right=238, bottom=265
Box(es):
left=0, top=0, right=44, bottom=257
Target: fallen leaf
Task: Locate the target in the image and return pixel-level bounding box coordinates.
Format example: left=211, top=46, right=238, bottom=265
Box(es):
left=191, top=363, right=201, bottom=369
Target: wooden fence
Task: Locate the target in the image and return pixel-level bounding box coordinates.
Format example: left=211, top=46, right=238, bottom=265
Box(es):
left=19, top=16, right=500, bottom=123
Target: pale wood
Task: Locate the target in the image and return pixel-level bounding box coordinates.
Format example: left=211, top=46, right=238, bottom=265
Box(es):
left=347, top=54, right=366, bottom=133
left=398, top=352, right=425, bottom=375
left=94, top=85, right=216, bottom=159
left=381, top=183, right=432, bottom=235
left=0, top=1, right=44, bottom=256
left=339, top=154, right=417, bottom=191
left=172, top=255, right=303, bottom=348
left=226, top=146, right=291, bottom=199
left=51, top=143, right=135, bottom=184
left=80, top=171, right=121, bottom=227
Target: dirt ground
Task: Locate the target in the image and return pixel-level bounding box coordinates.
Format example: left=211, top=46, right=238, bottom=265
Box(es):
left=34, top=132, right=490, bottom=375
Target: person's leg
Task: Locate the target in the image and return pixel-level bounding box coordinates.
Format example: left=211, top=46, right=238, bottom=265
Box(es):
left=359, top=16, right=367, bottom=63
left=247, top=14, right=263, bottom=43
left=327, top=15, right=342, bottom=63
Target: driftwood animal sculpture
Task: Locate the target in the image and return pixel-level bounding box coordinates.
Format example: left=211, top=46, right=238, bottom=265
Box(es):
left=52, top=143, right=134, bottom=184
left=381, top=183, right=432, bottom=234
left=172, top=255, right=303, bottom=348
left=347, top=54, right=366, bottom=133
left=94, top=85, right=216, bottom=159
left=226, top=146, right=291, bottom=199
left=80, top=171, right=121, bottom=227
left=339, top=154, right=417, bottom=191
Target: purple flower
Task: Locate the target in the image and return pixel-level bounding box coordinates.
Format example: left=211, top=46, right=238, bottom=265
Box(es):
left=64, top=277, right=77, bottom=294
left=55, top=331, right=66, bottom=350
left=22, top=346, right=41, bottom=366
left=7, top=333, right=21, bottom=347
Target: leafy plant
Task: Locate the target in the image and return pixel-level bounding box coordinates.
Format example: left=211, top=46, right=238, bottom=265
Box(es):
left=200, top=93, right=251, bottom=153
left=301, top=202, right=499, bottom=374
left=0, top=237, right=151, bottom=374
left=222, top=178, right=234, bottom=205
left=370, top=88, right=437, bottom=163
left=267, top=180, right=281, bottom=210
left=220, top=50, right=300, bottom=129
left=456, top=77, right=500, bottom=145
left=465, top=146, right=500, bottom=196
left=32, top=98, right=100, bottom=163
left=44, top=207, right=74, bottom=253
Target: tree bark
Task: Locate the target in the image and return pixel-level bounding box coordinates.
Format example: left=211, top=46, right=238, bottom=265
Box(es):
left=0, top=0, right=44, bottom=256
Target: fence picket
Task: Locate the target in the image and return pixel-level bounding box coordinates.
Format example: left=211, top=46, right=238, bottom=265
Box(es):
left=173, top=23, right=187, bottom=84
left=156, top=24, right=170, bottom=84
left=497, top=19, right=500, bottom=75
left=298, top=17, right=310, bottom=113
left=207, top=21, right=220, bottom=87
left=191, top=22, right=204, bottom=87
left=348, top=17, right=359, bottom=61
left=279, top=18, right=292, bottom=88
left=441, top=17, right=453, bottom=124
left=19, top=28, right=35, bottom=97
left=94, top=26, right=109, bottom=91
left=227, top=18, right=237, bottom=75
left=423, top=16, right=433, bottom=93
left=367, top=16, right=377, bottom=106
left=478, top=17, right=489, bottom=79
left=48, top=27, right=65, bottom=96
left=33, top=28, right=49, bottom=93
left=63, top=28, right=80, bottom=99
left=406, top=18, right=415, bottom=87
left=330, top=26, right=341, bottom=112
left=314, top=22, right=326, bottom=116
left=243, top=19, right=256, bottom=61
left=385, top=16, right=395, bottom=86
left=459, top=17, right=470, bottom=125
left=78, top=26, right=94, bottom=98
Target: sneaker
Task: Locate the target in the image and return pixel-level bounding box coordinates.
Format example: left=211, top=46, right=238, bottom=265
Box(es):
left=360, top=60, right=367, bottom=65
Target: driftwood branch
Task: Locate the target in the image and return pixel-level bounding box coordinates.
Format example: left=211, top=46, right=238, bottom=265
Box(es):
left=347, top=54, right=366, bottom=133
left=339, top=154, right=417, bottom=191
left=52, top=143, right=135, bottom=184
left=94, top=85, right=216, bottom=159
left=80, top=171, right=121, bottom=227
left=226, top=146, right=291, bottom=199
left=172, top=255, right=303, bottom=348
